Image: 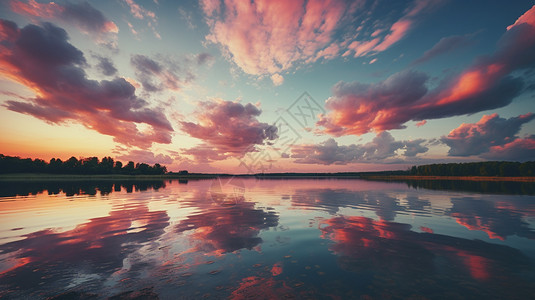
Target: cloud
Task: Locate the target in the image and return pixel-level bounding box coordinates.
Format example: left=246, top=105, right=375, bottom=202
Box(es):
left=10, top=0, right=118, bottom=48
left=270, top=73, right=284, bottom=86
left=441, top=113, right=535, bottom=157
left=115, top=149, right=174, bottom=165
left=196, top=52, right=214, bottom=65
left=201, top=0, right=435, bottom=77
left=0, top=20, right=173, bottom=148
left=123, top=0, right=160, bottom=39
left=130, top=54, right=191, bottom=92
left=180, top=99, right=278, bottom=161
left=93, top=55, right=117, bottom=76
left=318, top=6, right=535, bottom=136
left=482, top=136, right=535, bottom=161
left=290, top=132, right=428, bottom=165
left=412, top=34, right=473, bottom=65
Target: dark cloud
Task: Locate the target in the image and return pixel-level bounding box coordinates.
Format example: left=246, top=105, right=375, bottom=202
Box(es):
left=10, top=0, right=118, bottom=47
left=180, top=100, right=278, bottom=161
left=94, top=55, right=117, bottom=76
left=130, top=54, right=193, bottom=92
left=61, top=1, right=118, bottom=34
left=412, top=34, right=473, bottom=65
left=291, top=132, right=428, bottom=165
left=318, top=6, right=535, bottom=136
left=0, top=20, right=173, bottom=148
left=441, top=113, right=535, bottom=157
left=196, top=52, right=213, bottom=65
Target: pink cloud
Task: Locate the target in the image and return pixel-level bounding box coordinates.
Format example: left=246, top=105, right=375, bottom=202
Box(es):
left=180, top=99, right=278, bottom=161
left=415, top=120, right=427, bottom=127
left=507, top=5, right=535, bottom=30
left=115, top=149, right=174, bottom=165
left=202, top=0, right=349, bottom=76
left=202, top=1, right=436, bottom=77
left=123, top=0, right=160, bottom=39
left=318, top=5, right=535, bottom=136
left=441, top=113, right=535, bottom=158
left=483, top=136, right=535, bottom=161
left=10, top=0, right=118, bottom=47
left=0, top=20, right=173, bottom=148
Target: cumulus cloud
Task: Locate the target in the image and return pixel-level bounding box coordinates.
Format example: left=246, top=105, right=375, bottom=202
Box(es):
left=10, top=0, right=118, bottom=48
left=201, top=0, right=435, bottom=77
left=180, top=99, right=278, bottom=161
left=441, top=113, right=535, bottom=158
left=318, top=5, right=535, bottom=136
left=290, top=132, right=428, bottom=165
left=0, top=20, right=173, bottom=148
left=412, top=34, right=473, bottom=65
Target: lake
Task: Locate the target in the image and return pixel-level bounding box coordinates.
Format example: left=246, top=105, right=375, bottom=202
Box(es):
left=1, top=178, right=535, bottom=299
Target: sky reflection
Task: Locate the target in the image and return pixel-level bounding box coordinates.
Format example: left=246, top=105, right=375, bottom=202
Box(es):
left=0, top=178, right=534, bottom=299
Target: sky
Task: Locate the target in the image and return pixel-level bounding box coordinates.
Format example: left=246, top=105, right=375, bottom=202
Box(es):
left=0, top=0, right=534, bottom=173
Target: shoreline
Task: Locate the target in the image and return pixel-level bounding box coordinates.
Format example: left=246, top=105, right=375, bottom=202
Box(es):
left=361, top=175, right=535, bottom=182
left=1, top=173, right=534, bottom=182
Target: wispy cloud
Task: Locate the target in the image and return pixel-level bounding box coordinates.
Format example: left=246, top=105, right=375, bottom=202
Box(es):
left=123, top=0, right=160, bottom=39
left=412, top=34, right=474, bottom=65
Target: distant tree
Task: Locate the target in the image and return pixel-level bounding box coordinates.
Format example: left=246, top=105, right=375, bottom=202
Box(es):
left=0, top=154, right=170, bottom=175
left=114, top=161, right=123, bottom=173
left=123, top=161, right=135, bottom=174
left=100, top=157, right=115, bottom=174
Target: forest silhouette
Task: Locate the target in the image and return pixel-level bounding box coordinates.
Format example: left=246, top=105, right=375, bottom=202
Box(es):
left=0, top=154, right=167, bottom=175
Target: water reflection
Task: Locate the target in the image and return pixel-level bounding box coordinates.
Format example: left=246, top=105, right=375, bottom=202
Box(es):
left=0, top=178, right=534, bottom=299
left=320, top=216, right=533, bottom=298
left=449, top=197, right=535, bottom=240
left=175, top=202, right=279, bottom=255
left=0, top=202, right=169, bottom=298
left=291, top=188, right=428, bottom=220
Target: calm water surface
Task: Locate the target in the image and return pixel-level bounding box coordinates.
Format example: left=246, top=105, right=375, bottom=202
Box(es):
left=1, top=178, right=535, bottom=299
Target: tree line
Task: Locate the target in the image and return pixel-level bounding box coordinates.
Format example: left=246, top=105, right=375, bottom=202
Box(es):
left=409, top=161, right=535, bottom=177
left=0, top=154, right=167, bottom=175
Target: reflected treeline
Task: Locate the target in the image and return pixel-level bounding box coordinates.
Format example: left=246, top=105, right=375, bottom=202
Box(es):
left=0, top=180, right=167, bottom=197
left=404, top=179, right=535, bottom=195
